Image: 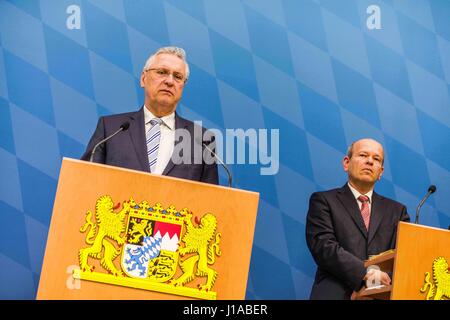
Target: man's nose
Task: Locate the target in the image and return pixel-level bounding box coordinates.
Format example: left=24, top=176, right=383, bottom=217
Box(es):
left=163, top=74, right=175, bottom=85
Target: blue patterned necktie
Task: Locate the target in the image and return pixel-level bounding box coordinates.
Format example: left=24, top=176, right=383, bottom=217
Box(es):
left=147, top=118, right=162, bottom=173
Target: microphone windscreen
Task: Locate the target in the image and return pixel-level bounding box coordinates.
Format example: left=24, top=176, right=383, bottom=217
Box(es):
left=121, top=122, right=130, bottom=131
left=428, top=185, right=436, bottom=193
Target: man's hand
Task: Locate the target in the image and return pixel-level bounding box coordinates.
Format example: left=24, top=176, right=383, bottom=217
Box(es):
left=364, top=269, right=391, bottom=287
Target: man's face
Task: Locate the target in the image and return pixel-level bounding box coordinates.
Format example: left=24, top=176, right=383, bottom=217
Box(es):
left=140, top=53, right=186, bottom=115
left=343, top=139, right=384, bottom=187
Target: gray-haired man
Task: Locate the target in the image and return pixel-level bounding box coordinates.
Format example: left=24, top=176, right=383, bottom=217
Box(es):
left=82, top=47, right=218, bottom=184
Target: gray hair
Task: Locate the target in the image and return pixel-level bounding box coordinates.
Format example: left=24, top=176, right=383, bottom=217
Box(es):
left=346, top=142, right=356, bottom=159
left=142, top=46, right=190, bottom=80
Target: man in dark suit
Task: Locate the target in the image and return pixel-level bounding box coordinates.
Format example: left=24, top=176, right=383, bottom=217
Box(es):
left=306, top=138, right=410, bottom=300
left=81, top=47, right=218, bottom=184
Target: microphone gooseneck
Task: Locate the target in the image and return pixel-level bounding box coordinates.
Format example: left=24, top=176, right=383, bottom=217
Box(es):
left=89, top=121, right=130, bottom=162
left=198, top=138, right=232, bottom=188
left=415, top=185, right=437, bottom=224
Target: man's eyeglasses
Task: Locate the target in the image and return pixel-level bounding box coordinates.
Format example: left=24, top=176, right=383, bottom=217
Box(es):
left=145, top=68, right=186, bottom=83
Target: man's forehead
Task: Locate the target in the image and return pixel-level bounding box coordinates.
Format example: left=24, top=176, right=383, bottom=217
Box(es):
left=152, top=54, right=185, bottom=68
left=353, top=139, right=384, bottom=154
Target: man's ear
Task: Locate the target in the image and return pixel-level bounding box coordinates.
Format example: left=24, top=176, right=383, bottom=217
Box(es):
left=140, top=72, right=146, bottom=87
left=342, top=156, right=350, bottom=172
left=377, top=166, right=384, bottom=180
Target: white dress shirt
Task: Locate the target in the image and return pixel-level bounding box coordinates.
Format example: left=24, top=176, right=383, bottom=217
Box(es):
left=347, top=182, right=373, bottom=211
left=143, top=107, right=175, bottom=175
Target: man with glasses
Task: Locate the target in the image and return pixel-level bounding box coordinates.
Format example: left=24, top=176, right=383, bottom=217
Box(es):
left=306, top=138, right=410, bottom=299
left=82, top=47, right=218, bottom=184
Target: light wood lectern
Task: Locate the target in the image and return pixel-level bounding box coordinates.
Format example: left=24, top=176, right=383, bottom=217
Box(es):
left=356, top=222, right=450, bottom=300
left=37, top=158, right=259, bottom=300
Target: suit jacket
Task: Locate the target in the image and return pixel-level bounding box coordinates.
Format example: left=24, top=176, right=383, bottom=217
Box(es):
left=305, top=184, right=410, bottom=300
left=81, top=107, right=218, bottom=184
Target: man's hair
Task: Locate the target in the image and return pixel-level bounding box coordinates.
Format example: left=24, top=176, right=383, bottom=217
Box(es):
left=346, top=142, right=356, bottom=159
left=346, top=139, right=384, bottom=165
left=142, top=46, right=190, bottom=80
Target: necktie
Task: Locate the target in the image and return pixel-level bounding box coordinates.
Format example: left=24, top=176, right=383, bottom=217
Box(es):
left=358, top=195, right=371, bottom=230
left=147, top=118, right=162, bottom=173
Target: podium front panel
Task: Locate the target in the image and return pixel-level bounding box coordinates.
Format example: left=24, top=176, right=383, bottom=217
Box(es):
left=37, top=158, right=259, bottom=300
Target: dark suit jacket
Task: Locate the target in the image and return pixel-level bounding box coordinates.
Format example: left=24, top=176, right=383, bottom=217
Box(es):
left=305, top=184, right=410, bottom=300
left=81, top=107, right=218, bottom=184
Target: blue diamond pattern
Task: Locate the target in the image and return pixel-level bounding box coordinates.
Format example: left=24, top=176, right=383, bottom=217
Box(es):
left=322, top=8, right=371, bottom=78
left=0, top=1, right=47, bottom=72
left=407, top=61, right=450, bottom=127
left=4, top=51, right=54, bottom=126
left=10, top=105, right=60, bottom=179
left=288, top=32, right=338, bottom=103
left=0, top=202, right=31, bottom=269
left=1, top=0, right=449, bottom=300
left=165, top=2, right=215, bottom=75
left=24, top=215, right=47, bottom=274
left=365, top=35, right=413, bottom=103
left=210, top=30, right=259, bottom=101
left=254, top=57, right=303, bottom=128
left=0, top=49, right=7, bottom=99
left=44, top=25, right=94, bottom=100
left=430, top=0, right=450, bottom=42
left=282, top=0, right=328, bottom=51
left=123, top=0, right=170, bottom=45
left=249, top=246, right=296, bottom=299
left=39, top=0, right=87, bottom=47
left=375, top=84, right=423, bottom=154
left=0, top=97, right=15, bottom=154
left=85, top=1, right=133, bottom=73
left=253, top=200, right=290, bottom=265
left=300, top=83, right=347, bottom=153
left=320, top=0, right=361, bottom=28
left=385, top=136, right=431, bottom=198
left=358, top=0, right=404, bottom=55
left=17, top=159, right=57, bottom=226
left=0, top=147, right=22, bottom=211
left=245, top=6, right=294, bottom=77
left=394, top=0, right=435, bottom=31
left=332, top=59, right=381, bottom=129
left=0, top=253, right=35, bottom=299
left=397, top=12, right=444, bottom=79
left=204, top=0, right=251, bottom=50
left=6, top=0, right=42, bottom=20
left=417, top=110, right=450, bottom=172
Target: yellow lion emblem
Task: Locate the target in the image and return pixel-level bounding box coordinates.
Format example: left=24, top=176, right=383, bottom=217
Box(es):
left=170, top=212, right=221, bottom=291
left=78, top=195, right=131, bottom=276
left=420, top=256, right=450, bottom=300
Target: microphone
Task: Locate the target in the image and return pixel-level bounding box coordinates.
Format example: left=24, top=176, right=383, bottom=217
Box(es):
left=196, top=137, right=232, bottom=188
left=89, top=122, right=130, bottom=162
left=414, top=185, right=436, bottom=224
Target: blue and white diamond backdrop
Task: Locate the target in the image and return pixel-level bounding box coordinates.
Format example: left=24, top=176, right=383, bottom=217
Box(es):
left=1, top=0, right=449, bottom=299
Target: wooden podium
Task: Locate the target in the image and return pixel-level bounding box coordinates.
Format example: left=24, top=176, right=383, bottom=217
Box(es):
left=37, top=158, right=259, bottom=300
left=356, top=222, right=450, bottom=300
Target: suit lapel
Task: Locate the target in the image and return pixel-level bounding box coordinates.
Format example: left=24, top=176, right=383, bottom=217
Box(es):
left=368, top=192, right=384, bottom=245
left=162, top=113, right=189, bottom=176
left=336, top=184, right=368, bottom=239
left=128, top=107, right=150, bottom=172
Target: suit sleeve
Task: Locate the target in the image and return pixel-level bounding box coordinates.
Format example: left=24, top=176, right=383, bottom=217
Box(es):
left=390, top=204, right=410, bottom=248
left=200, top=162, right=219, bottom=185
left=197, top=129, right=219, bottom=185
left=306, top=192, right=367, bottom=291
left=400, top=205, right=410, bottom=223
left=80, top=117, right=107, bottom=163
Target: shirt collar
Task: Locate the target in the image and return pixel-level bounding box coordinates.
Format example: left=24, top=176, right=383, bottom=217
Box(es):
left=143, top=106, right=175, bottom=130
left=347, top=182, right=373, bottom=203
